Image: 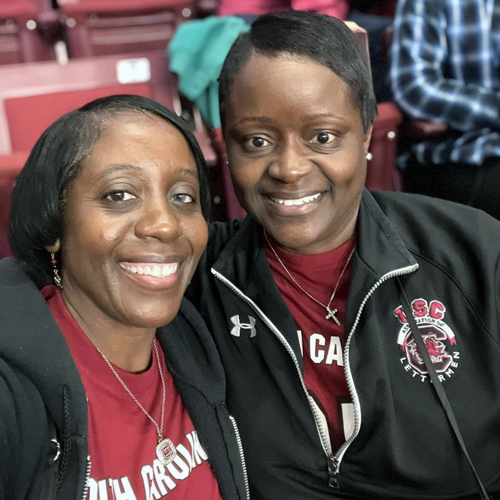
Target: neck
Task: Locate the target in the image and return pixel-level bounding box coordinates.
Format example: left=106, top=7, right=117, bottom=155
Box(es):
left=62, top=293, right=156, bottom=374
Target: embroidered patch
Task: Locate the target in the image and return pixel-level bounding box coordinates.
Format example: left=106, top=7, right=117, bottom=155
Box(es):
left=230, top=315, right=257, bottom=338
left=394, top=299, right=460, bottom=382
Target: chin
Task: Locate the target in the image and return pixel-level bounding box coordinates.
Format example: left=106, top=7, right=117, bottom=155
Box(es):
left=132, top=315, right=178, bottom=329
left=124, top=304, right=181, bottom=329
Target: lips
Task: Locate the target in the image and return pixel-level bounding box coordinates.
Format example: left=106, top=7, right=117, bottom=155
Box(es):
left=270, top=192, right=322, bottom=206
left=117, top=256, right=184, bottom=291
left=119, top=262, right=178, bottom=277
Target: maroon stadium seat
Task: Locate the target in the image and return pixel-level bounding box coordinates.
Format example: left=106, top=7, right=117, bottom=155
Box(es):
left=58, top=0, right=196, bottom=57
left=0, top=0, right=57, bottom=64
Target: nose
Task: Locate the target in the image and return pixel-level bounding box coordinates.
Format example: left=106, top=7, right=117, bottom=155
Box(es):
left=134, top=196, right=181, bottom=242
left=268, top=139, right=313, bottom=183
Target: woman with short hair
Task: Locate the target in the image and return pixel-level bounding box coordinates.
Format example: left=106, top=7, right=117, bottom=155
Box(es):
left=187, top=10, right=500, bottom=500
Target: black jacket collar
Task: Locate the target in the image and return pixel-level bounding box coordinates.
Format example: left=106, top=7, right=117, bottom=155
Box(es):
left=213, top=191, right=417, bottom=297
left=210, top=190, right=419, bottom=347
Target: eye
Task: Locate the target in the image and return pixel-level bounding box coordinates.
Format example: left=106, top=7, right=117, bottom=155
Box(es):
left=105, top=191, right=137, bottom=203
left=244, top=136, right=271, bottom=149
left=310, top=132, right=336, bottom=145
left=172, top=193, right=195, bottom=204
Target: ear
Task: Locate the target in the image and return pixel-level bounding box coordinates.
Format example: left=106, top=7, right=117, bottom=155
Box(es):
left=46, top=239, right=61, bottom=253
left=363, top=124, right=373, bottom=155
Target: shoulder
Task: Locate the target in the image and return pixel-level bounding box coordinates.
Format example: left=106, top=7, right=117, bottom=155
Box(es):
left=0, top=357, right=49, bottom=497
left=175, top=297, right=210, bottom=337
left=0, top=257, right=51, bottom=286
left=368, top=190, right=500, bottom=271
left=187, top=218, right=249, bottom=305
left=0, top=257, right=33, bottom=285
left=370, top=190, right=500, bottom=234
left=160, top=297, right=217, bottom=357
left=206, top=219, right=245, bottom=261
left=0, top=258, right=55, bottom=349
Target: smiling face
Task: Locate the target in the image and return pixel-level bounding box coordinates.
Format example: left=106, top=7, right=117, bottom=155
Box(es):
left=53, top=112, right=208, bottom=331
left=224, top=54, right=372, bottom=254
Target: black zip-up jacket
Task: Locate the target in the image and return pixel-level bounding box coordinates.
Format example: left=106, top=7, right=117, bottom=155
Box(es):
left=0, top=258, right=249, bottom=500
left=187, top=190, right=500, bottom=500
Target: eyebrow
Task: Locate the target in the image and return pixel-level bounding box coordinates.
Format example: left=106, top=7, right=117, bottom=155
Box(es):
left=232, top=116, right=275, bottom=127
left=93, top=164, right=198, bottom=183
left=177, top=167, right=199, bottom=179
left=92, top=164, right=140, bottom=183
left=306, top=113, right=346, bottom=120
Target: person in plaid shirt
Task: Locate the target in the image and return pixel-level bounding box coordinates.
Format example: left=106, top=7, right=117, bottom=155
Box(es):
left=390, top=0, right=500, bottom=220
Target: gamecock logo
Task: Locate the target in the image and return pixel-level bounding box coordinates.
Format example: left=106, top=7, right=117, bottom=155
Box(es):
left=394, top=298, right=460, bottom=382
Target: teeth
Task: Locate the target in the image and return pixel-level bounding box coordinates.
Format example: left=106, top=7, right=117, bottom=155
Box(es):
left=120, top=263, right=178, bottom=277
left=271, top=193, right=321, bottom=206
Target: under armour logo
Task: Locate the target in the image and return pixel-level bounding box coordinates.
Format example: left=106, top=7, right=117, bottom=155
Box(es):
left=230, top=315, right=257, bottom=338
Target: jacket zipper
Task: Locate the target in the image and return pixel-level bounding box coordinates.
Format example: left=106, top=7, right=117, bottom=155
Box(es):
left=229, top=415, right=250, bottom=500
left=213, top=263, right=418, bottom=488
left=212, top=269, right=333, bottom=457
left=328, top=264, right=418, bottom=487
left=81, top=456, right=91, bottom=500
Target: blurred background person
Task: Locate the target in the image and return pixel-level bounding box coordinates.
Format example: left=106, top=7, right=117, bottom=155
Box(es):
left=391, top=0, right=500, bottom=220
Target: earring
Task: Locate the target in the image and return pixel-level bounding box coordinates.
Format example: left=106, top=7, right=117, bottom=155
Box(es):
left=50, top=252, right=63, bottom=289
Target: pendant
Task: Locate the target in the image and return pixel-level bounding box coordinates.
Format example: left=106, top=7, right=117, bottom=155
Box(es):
left=156, top=438, right=177, bottom=467
left=325, top=306, right=341, bottom=326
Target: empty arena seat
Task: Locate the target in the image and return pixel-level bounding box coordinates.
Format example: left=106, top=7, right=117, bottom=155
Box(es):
left=57, top=0, right=196, bottom=57
left=0, top=0, right=56, bottom=64
left=0, top=50, right=204, bottom=152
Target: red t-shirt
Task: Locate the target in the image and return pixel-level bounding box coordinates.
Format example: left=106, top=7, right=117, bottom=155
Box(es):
left=264, top=235, right=355, bottom=452
left=43, top=286, right=223, bottom=500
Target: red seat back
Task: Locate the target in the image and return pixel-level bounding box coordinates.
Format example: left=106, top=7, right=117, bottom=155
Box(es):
left=58, top=0, right=196, bottom=58
left=5, top=83, right=152, bottom=152
left=0, top=0, right=53, bottom=65
left=0, top=51, right=180, bottom=154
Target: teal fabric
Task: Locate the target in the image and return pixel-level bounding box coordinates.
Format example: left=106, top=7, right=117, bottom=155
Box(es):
left=168, top=16, right=250, bottom=129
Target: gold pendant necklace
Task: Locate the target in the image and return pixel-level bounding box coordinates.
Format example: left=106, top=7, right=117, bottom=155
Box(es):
left=97, top=339, right=177, bottom=467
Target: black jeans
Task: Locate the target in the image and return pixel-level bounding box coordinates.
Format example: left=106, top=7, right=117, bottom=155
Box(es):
left=403, top=157, right=500, bottom=221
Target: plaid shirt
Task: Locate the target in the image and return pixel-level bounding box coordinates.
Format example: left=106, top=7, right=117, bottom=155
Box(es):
left=390, top=0, right=500, bottom=167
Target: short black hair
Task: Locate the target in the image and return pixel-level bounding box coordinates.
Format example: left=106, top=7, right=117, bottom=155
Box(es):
left=219, top=10, right=377, bottom=132
left=9, top=94, right=210, bottom=276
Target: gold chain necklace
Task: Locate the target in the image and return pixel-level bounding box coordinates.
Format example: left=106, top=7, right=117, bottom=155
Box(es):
left=97, top=339, right=177, bottom=467
left=264, top=231, right=356, bottom=326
